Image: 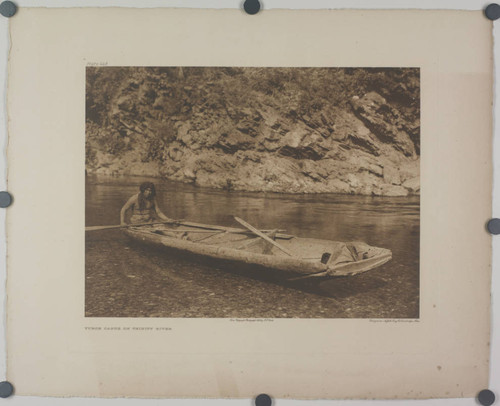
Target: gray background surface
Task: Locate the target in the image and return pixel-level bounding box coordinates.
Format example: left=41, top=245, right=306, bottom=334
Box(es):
left=0, top=1, right=498, bottom=405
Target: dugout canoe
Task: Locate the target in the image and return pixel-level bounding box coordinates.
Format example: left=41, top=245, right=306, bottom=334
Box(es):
left=123, top=220, right=392, bottom=278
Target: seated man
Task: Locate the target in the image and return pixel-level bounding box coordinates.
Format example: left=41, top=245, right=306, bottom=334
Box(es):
left=120, top=182, right=172, bottom=225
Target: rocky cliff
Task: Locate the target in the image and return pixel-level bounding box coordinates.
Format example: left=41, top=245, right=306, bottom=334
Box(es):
left=86, top=67, right=420, bottom=196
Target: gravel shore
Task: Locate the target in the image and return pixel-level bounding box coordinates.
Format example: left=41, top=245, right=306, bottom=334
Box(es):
left=85, top=230, right=418, bottom=319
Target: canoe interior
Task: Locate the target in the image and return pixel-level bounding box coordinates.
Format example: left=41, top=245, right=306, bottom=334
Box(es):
left=124, top=222, right=392, bottom=277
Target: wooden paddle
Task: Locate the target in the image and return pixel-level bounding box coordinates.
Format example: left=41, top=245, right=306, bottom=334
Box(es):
left=233, top=216, right=295, bottom=257
left=85, top=220, right=179, bottom=232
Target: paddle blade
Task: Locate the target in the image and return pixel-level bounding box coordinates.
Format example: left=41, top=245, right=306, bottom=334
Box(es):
left=85, top=224, right=123, bottom=231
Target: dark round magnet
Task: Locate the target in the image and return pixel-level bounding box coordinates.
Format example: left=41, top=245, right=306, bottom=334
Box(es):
left=485, top=4, right=500, bottom=20
left=487, top=218, right=500, bottom=235
left=0, top=381, right=14, bottom=398
left=244, top=0, right=261, bottom=15
left=478, top=389, right=495, bottom=406
left=0, top=1, right=17, bottom=18
left=0, top=191, right=12, bottom=208
left=255, top=393, right=272, bottom=406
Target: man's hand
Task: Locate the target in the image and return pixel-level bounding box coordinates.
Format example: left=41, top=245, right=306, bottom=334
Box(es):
left=160, top=216, right=176, bottom=223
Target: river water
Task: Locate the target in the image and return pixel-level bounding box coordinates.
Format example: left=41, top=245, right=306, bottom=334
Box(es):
left=85, top=174, right=419, bottom=318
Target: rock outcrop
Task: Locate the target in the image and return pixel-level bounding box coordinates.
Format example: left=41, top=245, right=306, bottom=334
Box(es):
left=86, top=67, right=420, bottom=196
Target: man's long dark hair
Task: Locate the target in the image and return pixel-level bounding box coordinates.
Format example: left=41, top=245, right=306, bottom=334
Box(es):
left=138, top=182, right=156, bottom=211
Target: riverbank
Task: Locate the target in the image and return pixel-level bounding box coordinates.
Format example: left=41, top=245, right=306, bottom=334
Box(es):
left=86, top=149, right=419, bottom=196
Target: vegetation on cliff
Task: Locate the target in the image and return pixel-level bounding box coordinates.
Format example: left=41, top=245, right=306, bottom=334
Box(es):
left=86, top=67, right=420, bottom=196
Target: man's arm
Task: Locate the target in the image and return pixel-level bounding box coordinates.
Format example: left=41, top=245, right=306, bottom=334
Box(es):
left=120, top=195, right=137, bottom=225
left=154, top=198, right=172, bottom=222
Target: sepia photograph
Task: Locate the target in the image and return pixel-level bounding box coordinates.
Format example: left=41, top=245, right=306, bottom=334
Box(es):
left=85, top=67, right=420, bottom=319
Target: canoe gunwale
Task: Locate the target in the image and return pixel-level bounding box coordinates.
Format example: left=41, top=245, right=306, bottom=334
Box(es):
left=177, top=221, right=293, bottom=240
